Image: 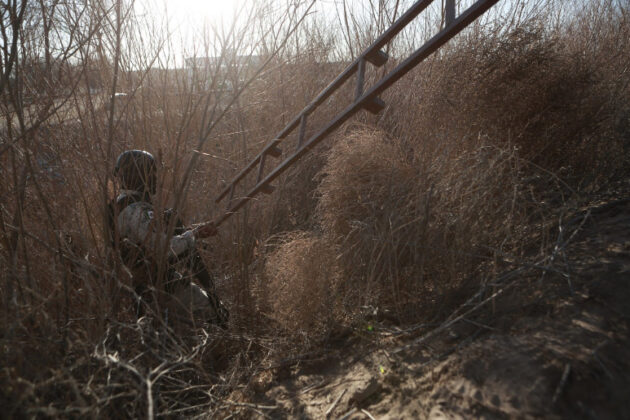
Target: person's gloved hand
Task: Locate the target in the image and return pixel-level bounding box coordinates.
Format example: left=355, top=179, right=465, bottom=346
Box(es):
left=194, top=222, right=218, bottom=239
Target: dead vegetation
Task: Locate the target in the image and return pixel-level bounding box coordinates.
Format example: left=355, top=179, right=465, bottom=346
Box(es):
left=1, top=0, right=630, bottom=417
left=264, top=231, right=340, bottom=339
left=315, top=128, right=528, bottom=322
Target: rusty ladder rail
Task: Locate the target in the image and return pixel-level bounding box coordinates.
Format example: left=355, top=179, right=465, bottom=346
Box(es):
left=213, top=0, right=499, bottom=226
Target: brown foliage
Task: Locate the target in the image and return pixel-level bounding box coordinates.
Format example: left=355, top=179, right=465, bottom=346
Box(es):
left=264, top=232, right=340, bottom=339
left=316, top=127, right=528, bottom=320
left=2, top=0, right=630, bottom=416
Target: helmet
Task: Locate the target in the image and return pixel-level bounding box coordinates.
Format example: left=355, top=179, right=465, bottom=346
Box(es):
left=114, top=150, right=157, bottom=194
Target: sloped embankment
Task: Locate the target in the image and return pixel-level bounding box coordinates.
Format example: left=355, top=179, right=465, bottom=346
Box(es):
left=253, top=189, right=630, bottom=419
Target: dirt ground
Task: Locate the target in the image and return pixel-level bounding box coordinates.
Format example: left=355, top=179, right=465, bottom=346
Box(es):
left=235, top=184, right=630, bottom=419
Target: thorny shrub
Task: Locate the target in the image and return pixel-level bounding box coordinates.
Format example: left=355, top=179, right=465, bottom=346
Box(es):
left=386, top=21, right=630, bottom=188
left=263, top=9, right=630, bottom=331
left=314, top=127, right=529, bottom=323
left=263, top=231, right=340, bottom=342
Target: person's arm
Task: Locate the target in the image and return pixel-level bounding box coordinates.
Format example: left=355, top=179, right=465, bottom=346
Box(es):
left=191, top=221, right=217, bottom=239
left=118, top=202, right=199, bottom=258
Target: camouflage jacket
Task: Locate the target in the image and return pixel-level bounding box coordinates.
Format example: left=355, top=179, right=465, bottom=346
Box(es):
left=115, top=190, right=196, bottom=260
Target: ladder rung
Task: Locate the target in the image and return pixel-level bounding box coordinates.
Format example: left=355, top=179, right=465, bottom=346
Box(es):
left=257, top=154, right=266, bottom=183
left=364, top=96, right=386, bottom=114
left=355, top=59, right=366, bottom=101
left=259, top=184, right=276, bottom=194
left=365, top=49, right=389, bottom=67
left=445, top=0, right=456, bottom=26
left=213, top=0, right=500, bottom=228
left=226, top=184, right=235, bottom=210
left=267, top=146, right=282, bottom=158
left=297, top=114, right=307, bottom=149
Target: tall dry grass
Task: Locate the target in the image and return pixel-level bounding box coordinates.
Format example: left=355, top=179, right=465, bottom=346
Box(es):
left=256, top=0, right=630, bottom=342
left=0, top=0, right=321, bottom=416
left=1, top=0, right=629, bottom=416
left=264, top=231, right=340, bottom=340
left=315, top=128, right=527, bottom=321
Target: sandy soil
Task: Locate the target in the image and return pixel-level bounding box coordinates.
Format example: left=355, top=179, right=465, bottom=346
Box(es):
left=237, top=187, right=630, bottom=419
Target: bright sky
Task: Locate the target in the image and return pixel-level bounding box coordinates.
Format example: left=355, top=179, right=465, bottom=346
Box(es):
left=136, top=0, right=240, bottom=36
left=135, top=0, right=331, bottom=64
left=134, top=0, right=545, bottom=66
left=148, top=0, right=340, bottom=32
left=164, top=0, right=242, bottom=25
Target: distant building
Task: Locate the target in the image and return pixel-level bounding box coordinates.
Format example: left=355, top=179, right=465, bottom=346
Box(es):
left=185, top=53, right=263, bottom=71
left=185, top=51, right=263, bottom=93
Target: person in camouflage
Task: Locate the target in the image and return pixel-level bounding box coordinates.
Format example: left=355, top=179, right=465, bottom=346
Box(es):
left=109, top=150, right=228, bottom=327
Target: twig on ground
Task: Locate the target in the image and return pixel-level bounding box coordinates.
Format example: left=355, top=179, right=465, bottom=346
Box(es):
left=393, top=276, right=520, bottom=354
left=300, top=379, right=328, bottom=394
left=592, top=352, right=614, bottom=379
left=223, top=400, right=278, bottom=410
left=326, top=388, right=347, bottom=417
left=381, top=323, right=438, bottom=337
left=216, top=400, right=275, bottom=419
left=552, top=363, right=571, bottom=405
left=338, top=407, right=358, bottom=420
left=462, top=318, right=496, bottom=331
left=158, top=401, right=213, bottom=416
left=361, top=408, right=377, bottom=420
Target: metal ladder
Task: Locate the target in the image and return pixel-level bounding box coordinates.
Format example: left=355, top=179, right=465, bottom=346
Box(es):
left=213, top=0, right=500, bottom=226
